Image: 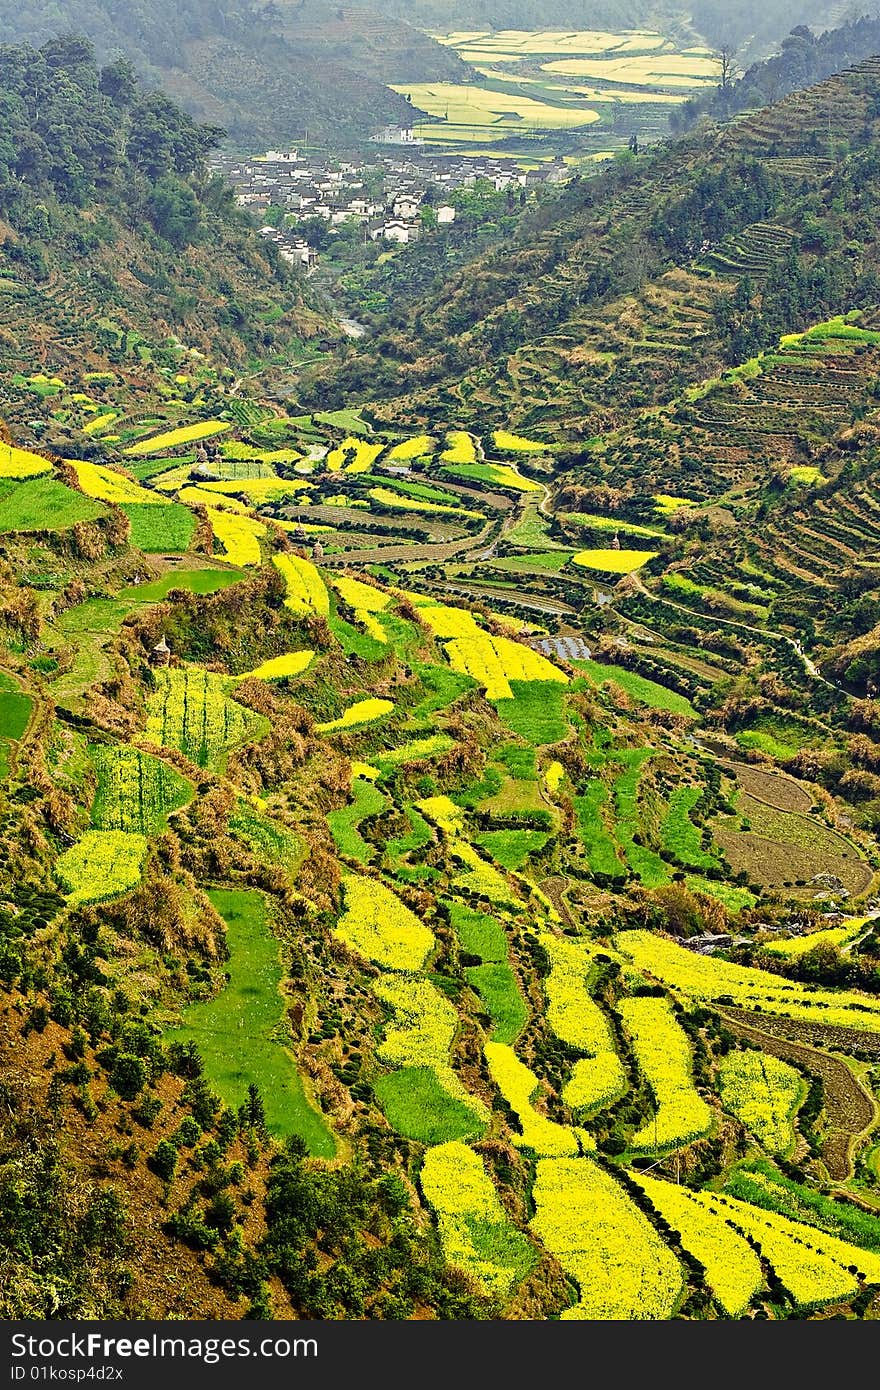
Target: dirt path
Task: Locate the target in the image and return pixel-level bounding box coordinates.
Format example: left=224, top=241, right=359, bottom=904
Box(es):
left=629, top=577, right=839, bottom=691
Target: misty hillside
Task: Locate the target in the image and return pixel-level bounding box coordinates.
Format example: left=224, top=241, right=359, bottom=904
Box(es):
left=362, top=0, right=856, bottom=62
left=0, top=0, right=454, bottom=144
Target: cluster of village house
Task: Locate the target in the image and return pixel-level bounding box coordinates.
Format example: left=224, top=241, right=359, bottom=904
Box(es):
left=210, top=127, right=569, bottom=269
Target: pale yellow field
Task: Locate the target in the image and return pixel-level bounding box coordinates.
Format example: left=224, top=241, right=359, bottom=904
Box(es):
left=395, top=83, right=600, bottom=130
left=474, top=69, right=689, bottom=104
left=435, top=30, right=668, bottom=55
left=542, top=54, right=720, bottom=87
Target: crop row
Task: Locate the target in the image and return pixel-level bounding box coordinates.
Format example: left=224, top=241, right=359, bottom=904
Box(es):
left=617, top=996, right=712, bottom=1150
left=91, top=744, right=192, bottom=835
left=145, top=668, right=267, bottom=767
left=615, top=930, right=880, bottom=1034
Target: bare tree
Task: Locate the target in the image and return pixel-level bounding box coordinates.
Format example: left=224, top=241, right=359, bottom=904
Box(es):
left=716, top=45, right=739, bottom=92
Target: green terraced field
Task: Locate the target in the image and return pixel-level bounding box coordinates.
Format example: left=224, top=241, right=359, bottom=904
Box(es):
left=166, top=889, right=335, bottom=1155
left=0, top=476, right=107, bottom=532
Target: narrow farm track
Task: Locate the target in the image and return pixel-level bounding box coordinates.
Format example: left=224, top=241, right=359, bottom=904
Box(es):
left=629, top=581, right=838, bottom=691
left=721, top=1011, right=876, bottom=1180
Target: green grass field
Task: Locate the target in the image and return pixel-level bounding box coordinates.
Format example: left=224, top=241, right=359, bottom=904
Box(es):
left=228, top=801, right=305, bottom=870
left=660, top=787, right=720, bottom=870
left=465, top=963, right=528, bottom=1044
left=574, top=781, right=623, bottom=878
left=446, top=899, right=509, bottom=960
left=495, top=680, right=569, bottom=744
left=0, top=688, right=32, bottom=739
left=56, top=598, right=134, bottom=635
left=477, top=828, right=549, bottom=869
left=374, top=1066, right=487, bottom=1144
left=128, top=454, right=196, bottom=481
left=328, top=611, right=386, bottom=661
left=328, top=778, right=389, bottom=862
left=491, top=551, right=574, bottom=574
left=119, top=569, right=245, bottom=602
left=612, top=752, right=670, bottom=887
left=410, top=664, right=477, bottom=720
left=0, top=476, right=107, bottom=533
left=386, top=806, right=433, bottom=866
left=576, top=660, right=694, bottom=716
left=123, top=502, right=196, bottom=553
left=165, top=889, right=335, bottom=1155
left=722, top=1159, right=880, bottom=1251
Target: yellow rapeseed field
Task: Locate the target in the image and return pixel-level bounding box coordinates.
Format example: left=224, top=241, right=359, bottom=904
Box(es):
left=615, top=929, right=880, bottom=1033
left=67, top=460, right=168, bottom=506
left=199, top=477, right=313, bottom=501
left=485, top=1042, right=579, bottom=1156
left=387, top=435, right=436, bottom=460
left=178, top=485, right=248, bottom=514
left=333, top=874, right=435, bottom=971
left=124, top=420, right=232, bottom=456
left=530, top=1158, right=683, bottom=1319
left=492, top=429, right=550, bottom=452
left=272, top=553, right=330, bottom=616
left=326, top=437, right=385, bottom=473
left=316, top=698, right=394, bottom=732
left=633, top=1175, right=763, bottom=1317
left=0, top=442, right=51, bottom=478
left=236, top=652, right=314, bottom=681
left=207, top=508, right=265, bottom=567
left=421, top=1142, right=531, bottom=1298
left=441, top=431, right=479, bottom=463
left=445, top=632, right=568, bottom=700
left=572, top=548, right=657, bottom=574
left=685, top=1189, right=880, bottom=1308
left=540, top=935, right=626, bottom=1111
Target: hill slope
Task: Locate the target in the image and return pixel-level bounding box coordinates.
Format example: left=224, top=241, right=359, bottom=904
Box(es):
left=0, top=0, right=450, bottom=145
left=0, top=37, right=329, bottom=396
left=3, top=39, right=880, bottom=1327
left=308, top=54, right=880, bottom=435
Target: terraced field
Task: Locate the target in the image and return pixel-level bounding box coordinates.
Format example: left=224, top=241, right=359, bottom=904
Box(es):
left=4, top=284, right=880, bottom=1323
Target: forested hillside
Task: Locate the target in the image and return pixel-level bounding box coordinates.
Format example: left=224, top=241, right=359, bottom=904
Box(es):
left=0, top=38, right=328, bottom=386
left=675, top=17, right=880, bottom=129
left=0, top=0, right=440, bottom=144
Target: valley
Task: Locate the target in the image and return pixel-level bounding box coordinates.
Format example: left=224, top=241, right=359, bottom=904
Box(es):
left=5, top=16, right=880, bottom=1328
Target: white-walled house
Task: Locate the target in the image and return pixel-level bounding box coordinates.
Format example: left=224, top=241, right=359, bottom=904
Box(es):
left=382, top=220, right=411, bottom=244
left=393, top=195, right=421, bottom=220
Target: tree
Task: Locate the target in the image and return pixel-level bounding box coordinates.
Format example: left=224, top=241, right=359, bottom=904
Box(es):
left=110, top=1053, right=146, bottom=1100
left=240, top=1082, right=267, bottom=1136
left=100, top=58, right=137, bottom=108
left=150, top=1140, right=178, bottom=1182
left=148, top=174, right=200, bottom=247
left=717, top=45, right=739, bottom=92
